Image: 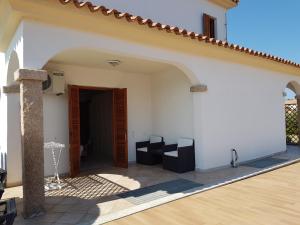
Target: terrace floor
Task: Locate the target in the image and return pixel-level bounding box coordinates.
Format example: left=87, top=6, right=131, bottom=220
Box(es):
left=108, top=158, right=300, bottom=225
left=4, top=145, right=300, bottom=225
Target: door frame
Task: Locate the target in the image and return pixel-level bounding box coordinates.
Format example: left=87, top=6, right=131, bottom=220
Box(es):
left=68, top=85, right=128, bottom=177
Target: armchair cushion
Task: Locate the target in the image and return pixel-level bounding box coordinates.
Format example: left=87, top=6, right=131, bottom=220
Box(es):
left=163, top=144, right=178, bottom=152
left=137, top=147, right=148, bottom=152
left=164, top=151, right=178, bottom=158
left=0, top=169, right=7, bottom=184
left=136, top=141, right=150, bottom=149
left=150, top=136, right=163, bottom=144
left=177, top=138, right=194, bottom=148
left=136, top=137, right=164, bottom=165
left=0, top=184, right=4, bottom=200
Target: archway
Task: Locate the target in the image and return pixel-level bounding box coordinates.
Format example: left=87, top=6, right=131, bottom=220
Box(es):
left=284, top=81, right=300, bottom=145
left=6, top=51, right=19, bottom=86
left=41, top=48, right=195, bottom=177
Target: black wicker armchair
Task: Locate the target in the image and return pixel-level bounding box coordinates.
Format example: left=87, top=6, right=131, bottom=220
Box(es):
left=0, top=199, right=17, bottom=225
left=0, top=169, right=17, bottom=225
left=136, top=136, right=165, bottom=165
left=163, top=138, right=195, bottom=173
left=0, top=169, right=6, bottom=200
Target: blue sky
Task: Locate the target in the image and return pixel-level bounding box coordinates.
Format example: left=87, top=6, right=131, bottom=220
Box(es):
left=227, top=0, right=300, bottom=99
left=227, top=0, right=300, bottom=64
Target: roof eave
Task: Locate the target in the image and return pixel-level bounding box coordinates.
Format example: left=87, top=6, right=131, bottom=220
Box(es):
left=209, top=0, right=239, bottom=9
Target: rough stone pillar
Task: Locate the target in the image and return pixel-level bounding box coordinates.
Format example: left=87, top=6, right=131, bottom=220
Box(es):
left=14, top=69, right=47, bottom=218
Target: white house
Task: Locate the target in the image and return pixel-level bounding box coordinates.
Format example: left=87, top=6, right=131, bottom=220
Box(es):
left=1, top=0, right=300, bottom=189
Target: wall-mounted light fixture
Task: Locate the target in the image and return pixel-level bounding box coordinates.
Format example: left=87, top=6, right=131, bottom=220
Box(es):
left=190, top=84, right=208, bottom=93
left=107, top=60, right=122, bottom=67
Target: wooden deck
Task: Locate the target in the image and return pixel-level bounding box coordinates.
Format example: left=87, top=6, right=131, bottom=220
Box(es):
left=107, top=162, right=300, bottom=225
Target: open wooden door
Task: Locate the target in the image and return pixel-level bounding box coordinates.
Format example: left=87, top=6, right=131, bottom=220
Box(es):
left=113, top=88, right=128, bottom=168
left=68, top=85, right=80, bottom=177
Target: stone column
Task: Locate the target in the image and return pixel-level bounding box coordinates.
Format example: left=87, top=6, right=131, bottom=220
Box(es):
left=14, top=69, right=47, bottom=218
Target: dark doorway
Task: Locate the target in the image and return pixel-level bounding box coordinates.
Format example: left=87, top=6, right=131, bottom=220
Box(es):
left=79, top=89, right=113, bottom=171
left=68, top=85, right=128, bottom=177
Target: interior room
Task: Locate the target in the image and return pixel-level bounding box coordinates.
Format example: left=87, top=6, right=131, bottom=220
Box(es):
left=79, top=89, right=113, bottom=171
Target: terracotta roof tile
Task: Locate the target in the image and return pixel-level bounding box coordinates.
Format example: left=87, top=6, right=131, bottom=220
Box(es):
left=58, top=0, right=300, bottom=69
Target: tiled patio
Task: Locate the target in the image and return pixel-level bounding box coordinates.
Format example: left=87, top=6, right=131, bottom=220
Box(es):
left=4, top=146, right=300, bottom=225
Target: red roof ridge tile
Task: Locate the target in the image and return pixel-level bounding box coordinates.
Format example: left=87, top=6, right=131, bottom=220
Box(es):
left=58, top=0, right=300, bottom=69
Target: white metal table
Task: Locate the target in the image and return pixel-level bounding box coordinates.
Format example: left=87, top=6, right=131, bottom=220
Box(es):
left=44, top=142, right=65, bottom=191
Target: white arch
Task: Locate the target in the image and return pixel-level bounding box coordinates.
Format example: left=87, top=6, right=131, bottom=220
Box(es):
left=6, top=51, right=19, bottom=85
left=22, top=21, right=200, bottom=85
left=286, top=81, right=300, bottom=96
left=40, top=47, right=197, bottom=174
left=20, top=21, right=203, bottom=172
left=39, top=47, right=198, bottom=86
left=284, top=81, right=300, bottom=146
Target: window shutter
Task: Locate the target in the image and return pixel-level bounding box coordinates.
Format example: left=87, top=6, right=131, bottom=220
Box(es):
left=113, top=88, right=128, bottom=168
left=68, top=85, right=80, bottom=177
left=203, top=13, right=211, bottom=37
left=210, top=18, right=215, bottom=38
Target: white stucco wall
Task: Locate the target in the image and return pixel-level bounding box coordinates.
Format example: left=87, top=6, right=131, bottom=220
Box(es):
left=152, top=68, right=194, bottom=144
left=3, top=20, right=300, bottom=185
left=43, top=94, right=69, bottom=176
left=0, top=52, right=5, bottom=170
left=86, top=0, right=227, bottom=40
left=192, top=59, right=290, bottom=169
left=5, top=94, right=21, bottom=185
